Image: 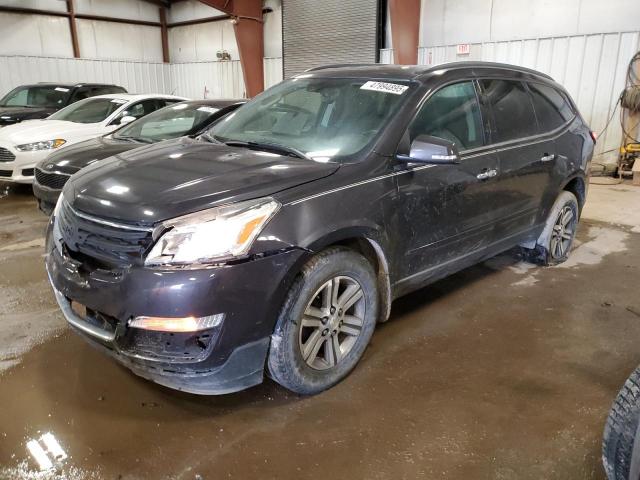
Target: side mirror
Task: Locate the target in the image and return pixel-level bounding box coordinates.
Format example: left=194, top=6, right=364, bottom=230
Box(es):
left=118, top=115, right=136, bottom=126
left=398, top=135, right=460, bottom=164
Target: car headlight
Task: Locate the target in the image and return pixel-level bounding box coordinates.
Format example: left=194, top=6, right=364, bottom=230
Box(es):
left=145, top=197, right=280, bottom=266
left=16, top=139, right=66, bottom=152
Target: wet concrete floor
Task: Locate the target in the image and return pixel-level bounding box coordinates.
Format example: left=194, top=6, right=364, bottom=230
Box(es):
left=1, top=183, right=640, bottom=479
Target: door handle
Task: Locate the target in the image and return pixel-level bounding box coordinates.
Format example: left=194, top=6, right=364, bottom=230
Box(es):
left=540, top=153, right=556, bottom=162
left=477, top=168, right=498, bottom=180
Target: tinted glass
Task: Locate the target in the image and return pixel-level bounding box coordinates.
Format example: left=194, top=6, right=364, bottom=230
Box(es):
left=49, top=97, right=127, bottom=123
left=0, top=85, right=69, bottom=108
left=112, top=99, right=159, bottom=124
left=528, top=82, right=574, bottom=132
left=409, top=81, right=484, bottom=150
left=70, top=87, right=92, bottom=103
left=115, top=102, right=223, bottom=142
left=209, top=77, right=411, bottom=161
left=480, top=79, right=537, bottom=142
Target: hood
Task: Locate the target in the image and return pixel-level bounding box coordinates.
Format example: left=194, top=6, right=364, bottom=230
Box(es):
left=65, top=137, right=340, bottom=223
left=0, top=106, right=55, bottom=126
left=0, top=119, right=104, bottom=145
left=37, top=136, right=141, bottom=175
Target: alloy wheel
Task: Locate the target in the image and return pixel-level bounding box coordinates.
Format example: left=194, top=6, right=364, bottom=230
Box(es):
left=550, top=205, right=576, bottom=259
left=298, top=275, right=366, bottom=371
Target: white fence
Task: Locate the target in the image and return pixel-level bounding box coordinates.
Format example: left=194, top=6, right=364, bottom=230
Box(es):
left=381, top=31, right=640, bottom=165
left=0, top=55, right=284, bottom=101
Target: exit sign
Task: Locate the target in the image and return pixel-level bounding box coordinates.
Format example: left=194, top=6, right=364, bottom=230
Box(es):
left=457, top=44, right=471, bottom=55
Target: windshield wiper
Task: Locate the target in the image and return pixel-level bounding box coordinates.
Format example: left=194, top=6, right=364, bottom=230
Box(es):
left=115, top=135, right=151, bottom=144
left=224, top=140, right=312, bottom=161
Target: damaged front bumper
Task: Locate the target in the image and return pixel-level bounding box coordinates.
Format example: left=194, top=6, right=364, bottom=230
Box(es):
left=45, top=234, right=307, bottom=395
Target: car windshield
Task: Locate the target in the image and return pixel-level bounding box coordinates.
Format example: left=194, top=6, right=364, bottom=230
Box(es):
left=48, top=97, right=127, bottom=124
left=114, top=102, right=222, bottom=143
left=208, top=77, right=412, bottom=161
left=0, top=85, right=70, bottom=108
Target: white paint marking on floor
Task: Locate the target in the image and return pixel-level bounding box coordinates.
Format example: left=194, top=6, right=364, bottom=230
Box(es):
left=0, top=237, right=45, bottom=252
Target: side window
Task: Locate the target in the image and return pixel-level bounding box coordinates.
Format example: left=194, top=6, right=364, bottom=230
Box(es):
left=69, top=87, right=92, bottom=103
left=409, top=81, right=484, bottom=150
left=120, top=99, right=159, bottom=120
left=158, top=99, right=182, bottom=108
left=528, top=82, right=574, bottom=132
left=480, top=79, right=537, bottom=143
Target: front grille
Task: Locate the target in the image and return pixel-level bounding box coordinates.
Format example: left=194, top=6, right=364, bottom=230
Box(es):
left=57, top=200, right=154, bottom=267
left=0, top=147, right=15, bottom=162
left=0, top=170, right=11, bottom=177
left=21, top=168, right=34, bottom=177
left=35, top=168, right=70, bottom=189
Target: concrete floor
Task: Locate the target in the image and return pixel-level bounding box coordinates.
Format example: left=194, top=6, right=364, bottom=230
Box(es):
left=0, top=182, right=639, bottom=480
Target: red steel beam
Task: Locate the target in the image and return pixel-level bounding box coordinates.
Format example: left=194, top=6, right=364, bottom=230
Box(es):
left=159, top=6, right=169, bottom=63
left=66, top=0, right=80, bottom=58
left=388, top=0, right=421, bottom=65
left=198, top=0, right=264, bottom=97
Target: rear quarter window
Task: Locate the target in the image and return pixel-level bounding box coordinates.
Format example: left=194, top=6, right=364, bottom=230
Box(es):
left=527, top=82, right=575, bottom=132
left=480, top=79, right=538, bottom=143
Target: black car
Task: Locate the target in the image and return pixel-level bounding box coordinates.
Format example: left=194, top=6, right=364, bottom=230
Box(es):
left=33, top=99, right=244, bottom=215
left=45, top=62, right=594, bottom=395
left=0, top=83, right=127, bottom=126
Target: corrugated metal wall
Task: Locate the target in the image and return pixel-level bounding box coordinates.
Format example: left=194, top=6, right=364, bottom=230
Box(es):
left=0, top=55, right=171, bottom=95
left=170, top=60, right=245, bottom=99
left=382, top=31, right=640, bottom=165
left=0, top=55, right=285, bottom=101
left=282, top=0, right=379, bottom=77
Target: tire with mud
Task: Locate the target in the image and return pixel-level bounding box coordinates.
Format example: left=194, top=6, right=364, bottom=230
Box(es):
left=522, top=191, right=579, bottom=266
left=603, top=365, right=640, bottom=480
left=267, top=247, right=378, bottom=395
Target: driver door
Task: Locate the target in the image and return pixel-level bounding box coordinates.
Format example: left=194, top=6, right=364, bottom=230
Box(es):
left=393, top=80, right=502, bottom=287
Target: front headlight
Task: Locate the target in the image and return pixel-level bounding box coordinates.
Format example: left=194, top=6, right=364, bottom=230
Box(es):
left=145, top=197, right=280, bottom=266
left=16, top=139, right=66, bottom=152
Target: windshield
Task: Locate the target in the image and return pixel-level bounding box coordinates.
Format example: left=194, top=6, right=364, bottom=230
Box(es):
left=49, top=97, right=127, bottom=124
left=0, top=85, right=70, bottom=108
left=208, top=77, right=412, bottom=161
left=114, top=102, right=222, bottom=142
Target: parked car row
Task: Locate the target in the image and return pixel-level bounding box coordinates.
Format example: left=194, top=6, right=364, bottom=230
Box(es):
left=0, top=89, right=189, bottom=185
left=39, top=62, right=594, bottom=397
left=33, top=99, right=243, bottom=214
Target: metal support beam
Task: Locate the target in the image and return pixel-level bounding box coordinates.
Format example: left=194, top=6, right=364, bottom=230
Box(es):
left=388, top=0, right=421, bottom=65
left=0, top=5, right=162, bottom=27
left=198, top=0, right=264, bottom=97
left=159, top=7, right=169, bottom=63
left=66, top=0, right=80, bottom=58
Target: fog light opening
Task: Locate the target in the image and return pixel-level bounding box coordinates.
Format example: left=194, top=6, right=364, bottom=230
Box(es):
left=128, top=314, right=224, bottom=332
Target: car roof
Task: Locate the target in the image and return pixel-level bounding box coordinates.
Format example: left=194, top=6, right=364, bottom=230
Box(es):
left=303, top=61, right=553, bottom=83
left=85, top=93, right=188, bottom=102
left=23, top=83, right=123, bottom=88
left=180, top=99, right=245, bottom=108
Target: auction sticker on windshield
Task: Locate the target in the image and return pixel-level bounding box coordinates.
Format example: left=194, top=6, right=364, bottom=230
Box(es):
left=360, top=81, right=409, bottom=95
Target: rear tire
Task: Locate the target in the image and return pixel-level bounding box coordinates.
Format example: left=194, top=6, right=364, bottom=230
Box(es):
left=522, top=191, right=579, bottom=266
left=267, top=247, right=378, bottom=395
left=603, top=366, right=640, bottom=480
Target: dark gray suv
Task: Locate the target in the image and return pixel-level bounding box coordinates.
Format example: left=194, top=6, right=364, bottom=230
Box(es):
left=45, top=62, right=594, bottom=395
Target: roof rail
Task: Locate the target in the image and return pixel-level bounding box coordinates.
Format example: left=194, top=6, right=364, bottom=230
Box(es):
left=304, top=63, right=379, bottom=72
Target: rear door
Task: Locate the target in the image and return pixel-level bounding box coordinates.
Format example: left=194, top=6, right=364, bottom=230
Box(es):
left=527, top=82, right=579, bottom=215
left=479, top=78, right=554, bottom=238
left=394, top=80, right=502, bottom=287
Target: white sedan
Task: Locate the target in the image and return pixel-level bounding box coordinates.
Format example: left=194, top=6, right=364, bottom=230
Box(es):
left=0, top=93, right=187, bottom=183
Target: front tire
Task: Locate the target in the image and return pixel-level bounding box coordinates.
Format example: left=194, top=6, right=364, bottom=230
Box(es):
left=267, top=247, right=378, bottom=395
left=523, top=191, right=579, bottom=266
